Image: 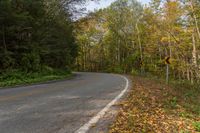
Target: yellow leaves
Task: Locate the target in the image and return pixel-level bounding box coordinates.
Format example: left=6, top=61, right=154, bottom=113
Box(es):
left=161, top=37, right=169, bottom=43
left=109, top=76, right=198, bottom=133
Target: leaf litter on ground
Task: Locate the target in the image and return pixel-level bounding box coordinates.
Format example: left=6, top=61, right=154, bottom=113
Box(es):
left=109, top=76, right=200, bottom=133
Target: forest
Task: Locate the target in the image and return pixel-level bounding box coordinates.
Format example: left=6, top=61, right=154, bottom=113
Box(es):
left=0, top=0, right=200, bottom=85
left=0, top=0, right=80, bottom=86
left=75, top=0, right=200, bottom=84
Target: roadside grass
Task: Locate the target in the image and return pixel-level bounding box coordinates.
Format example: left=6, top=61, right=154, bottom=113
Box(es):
left=0, top=69, right=72, bottom=88
left=109, top=76, right=200, bottom=133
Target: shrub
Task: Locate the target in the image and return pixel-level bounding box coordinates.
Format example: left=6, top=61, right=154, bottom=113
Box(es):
left=193, top=122, right=200, bottom=132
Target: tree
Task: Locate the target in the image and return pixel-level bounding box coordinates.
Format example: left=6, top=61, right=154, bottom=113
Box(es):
left=75, top=0, right=200, bottom=83
left=0, top=0, right=79, bottom=72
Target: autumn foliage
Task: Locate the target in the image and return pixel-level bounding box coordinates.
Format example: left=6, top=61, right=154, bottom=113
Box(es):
left=109, top=76, right=200, bottom=133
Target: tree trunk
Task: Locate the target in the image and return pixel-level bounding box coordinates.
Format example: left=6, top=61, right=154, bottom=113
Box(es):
left=190, top=70, right=194, bottom=84
left=192, top=30, right=197, bottom=67
left=2, top=25, right=7, bottom=53
left=136, top=22, right=143, bottom=61
left=187, top=67, right=190, bottom=81
left=190, top=0, right=200, bottom=40
left=118, top=39, right=121, bottom=65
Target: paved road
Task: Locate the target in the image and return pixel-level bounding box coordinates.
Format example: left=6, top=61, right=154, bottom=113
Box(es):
left=0, top=72, right=128, bottom=133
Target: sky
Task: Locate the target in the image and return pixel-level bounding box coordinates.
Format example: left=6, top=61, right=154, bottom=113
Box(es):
left=86, top=0, right=151, bottom=12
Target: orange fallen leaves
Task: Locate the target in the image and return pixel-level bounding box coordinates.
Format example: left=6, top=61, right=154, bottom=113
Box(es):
left=109, top=76, right=199, bottom=133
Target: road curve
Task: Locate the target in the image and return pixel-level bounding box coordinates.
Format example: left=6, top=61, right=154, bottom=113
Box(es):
left=0, top=72, right=128, bottom=133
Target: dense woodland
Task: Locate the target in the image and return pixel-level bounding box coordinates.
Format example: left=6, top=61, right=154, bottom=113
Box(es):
left=1, top=0, right=200, bottom=85
left=0, top=0, right=89, bottom=86
left=75, top=0, right=200, bottom=83
left=0, top=0, right=79, bottom=73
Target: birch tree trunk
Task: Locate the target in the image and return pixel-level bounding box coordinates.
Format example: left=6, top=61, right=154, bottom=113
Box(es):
left=136, top=22, right=143, bottom=61
left=192, top=30, right=197, bottom=67
left=190, top=0, right=200, bottom=40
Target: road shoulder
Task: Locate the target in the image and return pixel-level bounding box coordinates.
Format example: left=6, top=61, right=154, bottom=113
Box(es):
left=109, top=76, right=200, bottom=133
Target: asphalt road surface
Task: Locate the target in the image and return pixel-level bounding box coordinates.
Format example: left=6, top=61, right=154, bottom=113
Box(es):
left=0, top=72, right=128, bottom=133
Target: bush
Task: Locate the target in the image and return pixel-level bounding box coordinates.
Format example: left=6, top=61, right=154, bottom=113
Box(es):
left=0, top=68, right=72, bottom=87
left=21, top=52, right=40, bottom=72
left=41, top=66, right=54, bottom=74
left=193, top=122, right=200, bottom=132
left=113, top=66, right=124, bottom=73
left=0, top=54, right=15, bottom=70
left=131, top=68, right=139, bottom=75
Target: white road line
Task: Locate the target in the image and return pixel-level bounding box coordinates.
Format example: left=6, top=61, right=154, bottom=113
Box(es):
left=75, top=75, right=129, bottom=133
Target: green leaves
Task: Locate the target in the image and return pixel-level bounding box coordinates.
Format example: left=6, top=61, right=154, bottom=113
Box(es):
left=193, top=122, right=200, bottom=132
left=0, top=0, right=78, bottom=72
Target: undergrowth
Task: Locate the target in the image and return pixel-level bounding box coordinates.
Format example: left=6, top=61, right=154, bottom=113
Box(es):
left=110, top=75, right=200, bottom=133
left=0, top=67, right=72, bottom=88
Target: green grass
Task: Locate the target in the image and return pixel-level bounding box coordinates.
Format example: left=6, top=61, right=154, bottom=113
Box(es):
left=170, top=80, right=200, bottom=116
left=0, top=68, right=73, bottom=88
